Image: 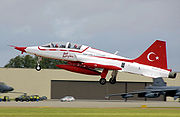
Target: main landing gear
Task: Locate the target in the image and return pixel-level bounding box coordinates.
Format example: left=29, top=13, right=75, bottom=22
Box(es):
left=109, top=70, right=118, bottom=84
left=99, top=69, right=108, bottom=85
left=99, top=70, right=118, bottom=85
left=35, top=57, right=42, bottom=71
left=99, top=78, right=106, bottom=85
left=109, top=78, right=116, bottom=84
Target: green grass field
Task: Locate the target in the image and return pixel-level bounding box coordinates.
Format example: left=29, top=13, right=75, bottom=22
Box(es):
left=0, top=107, right=180, bottom=117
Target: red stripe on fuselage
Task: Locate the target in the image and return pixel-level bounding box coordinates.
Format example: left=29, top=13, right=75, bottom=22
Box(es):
left=38, top=46, right=89, bottom=53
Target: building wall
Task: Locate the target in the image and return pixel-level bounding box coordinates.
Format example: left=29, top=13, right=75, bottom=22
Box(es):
left=51, top=80, right=161, bottom=100
left=0, top=68, right=179, bottom=100
left=51, top=80, right=107, bottom=100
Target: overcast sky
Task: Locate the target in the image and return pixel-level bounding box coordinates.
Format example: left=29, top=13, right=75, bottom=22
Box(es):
left=0, top=0, right=180, bottom=71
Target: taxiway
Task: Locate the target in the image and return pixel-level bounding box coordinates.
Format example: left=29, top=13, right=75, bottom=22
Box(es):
left=0, top=100, right=180, bottom=108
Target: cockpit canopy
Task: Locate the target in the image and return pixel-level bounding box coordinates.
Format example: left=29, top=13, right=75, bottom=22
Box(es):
left=42, top=42, right=82, bottom=50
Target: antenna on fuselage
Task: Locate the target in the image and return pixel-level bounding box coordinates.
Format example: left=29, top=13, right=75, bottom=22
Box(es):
left=114, top=51, right=119, bottom=55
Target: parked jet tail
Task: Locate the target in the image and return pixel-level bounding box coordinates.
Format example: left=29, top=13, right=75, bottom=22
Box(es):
left=134, top=40, right=169, bottom=70
left=152, top=77, right=166, bottom=86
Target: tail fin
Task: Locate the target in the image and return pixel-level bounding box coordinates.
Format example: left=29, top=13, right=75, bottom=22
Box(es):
left=134, top=40, right=168, bottom=70
left=152, top=77, right=166, bottom=86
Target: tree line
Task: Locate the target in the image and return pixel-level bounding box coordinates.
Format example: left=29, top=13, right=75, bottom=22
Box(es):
left=4, top=55, right=66, bottom=69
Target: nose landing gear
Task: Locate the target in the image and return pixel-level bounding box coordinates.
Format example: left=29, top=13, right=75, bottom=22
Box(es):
left=35, top=57, right=42, bottom=71
left=36, top=64, right=41, bottom=71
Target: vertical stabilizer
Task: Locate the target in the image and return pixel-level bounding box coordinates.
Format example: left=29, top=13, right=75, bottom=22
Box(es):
left=134, top=40, right=168, bottom=70
left=152, top=77, right=166, bottom=86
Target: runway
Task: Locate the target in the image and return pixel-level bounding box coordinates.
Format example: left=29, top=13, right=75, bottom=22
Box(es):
left=0, top=100, right=180, bottom=108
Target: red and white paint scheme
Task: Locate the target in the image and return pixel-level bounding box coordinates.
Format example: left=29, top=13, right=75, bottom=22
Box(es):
left=12, top=40, right=177, bottom=85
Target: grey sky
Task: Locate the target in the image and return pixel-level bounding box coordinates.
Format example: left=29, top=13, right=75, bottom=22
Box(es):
left=0, top=0, right=180, bottom=71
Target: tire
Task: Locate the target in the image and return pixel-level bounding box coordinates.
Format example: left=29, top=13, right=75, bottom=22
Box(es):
left=99, top=78, right=106, bottom=85
left=36, top=65, right=41, bottom=71
left=109, top=78, right=116, bottom=84
left=15, top=98, right=19, bottom=102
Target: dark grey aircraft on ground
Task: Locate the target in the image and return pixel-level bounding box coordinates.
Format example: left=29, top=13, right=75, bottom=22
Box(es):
left=106, top=77, right=180, bottom=101
left=0, top=82, right=14, bottom=93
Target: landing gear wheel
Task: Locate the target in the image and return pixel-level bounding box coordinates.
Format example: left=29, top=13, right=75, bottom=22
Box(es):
left=36, top=57, right=42, bottom=71
left=99, top=78, right=106, bottom=85
left=36, top=65, right=41, bottom=71
left=109, top=78, right=116, bottom=84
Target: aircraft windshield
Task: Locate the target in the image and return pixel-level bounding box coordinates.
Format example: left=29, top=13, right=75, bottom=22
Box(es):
left=42, top=42, right=82, bottom=49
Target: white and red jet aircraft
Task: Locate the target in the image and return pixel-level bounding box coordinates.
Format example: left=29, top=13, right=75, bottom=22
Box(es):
left=12, top=40, right=176, bottom=85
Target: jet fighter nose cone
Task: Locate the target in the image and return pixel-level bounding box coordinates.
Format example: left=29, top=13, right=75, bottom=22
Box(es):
left=14, top=47, right=27, bottom=54
left=9, top=87, right=14, bottom=91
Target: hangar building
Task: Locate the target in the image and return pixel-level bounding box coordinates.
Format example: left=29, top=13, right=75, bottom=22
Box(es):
left=0, top=68, right=179, bottom=101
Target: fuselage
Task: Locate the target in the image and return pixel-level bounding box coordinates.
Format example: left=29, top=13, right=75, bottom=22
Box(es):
left=24, top=42, right=171, bottom=78
left=146, top=86, right=180, bottom=97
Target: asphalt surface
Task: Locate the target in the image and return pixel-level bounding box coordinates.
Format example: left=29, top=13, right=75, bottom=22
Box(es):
left=0, top=100, right=180, bottom=108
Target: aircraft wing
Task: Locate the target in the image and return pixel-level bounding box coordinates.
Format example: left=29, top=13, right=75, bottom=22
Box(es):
left=144, top=88, right=177, bottom=92
left=82, top=63, right=122, bottom=70
left=105, top=89, right=148, bottom=99
left=106, top=88, right=178, bottom=99
left=124, top=89, right=176, bottom=94
left=56, top=60, right=122, bottom=76
left=75, top=54, right=122, bottom=70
